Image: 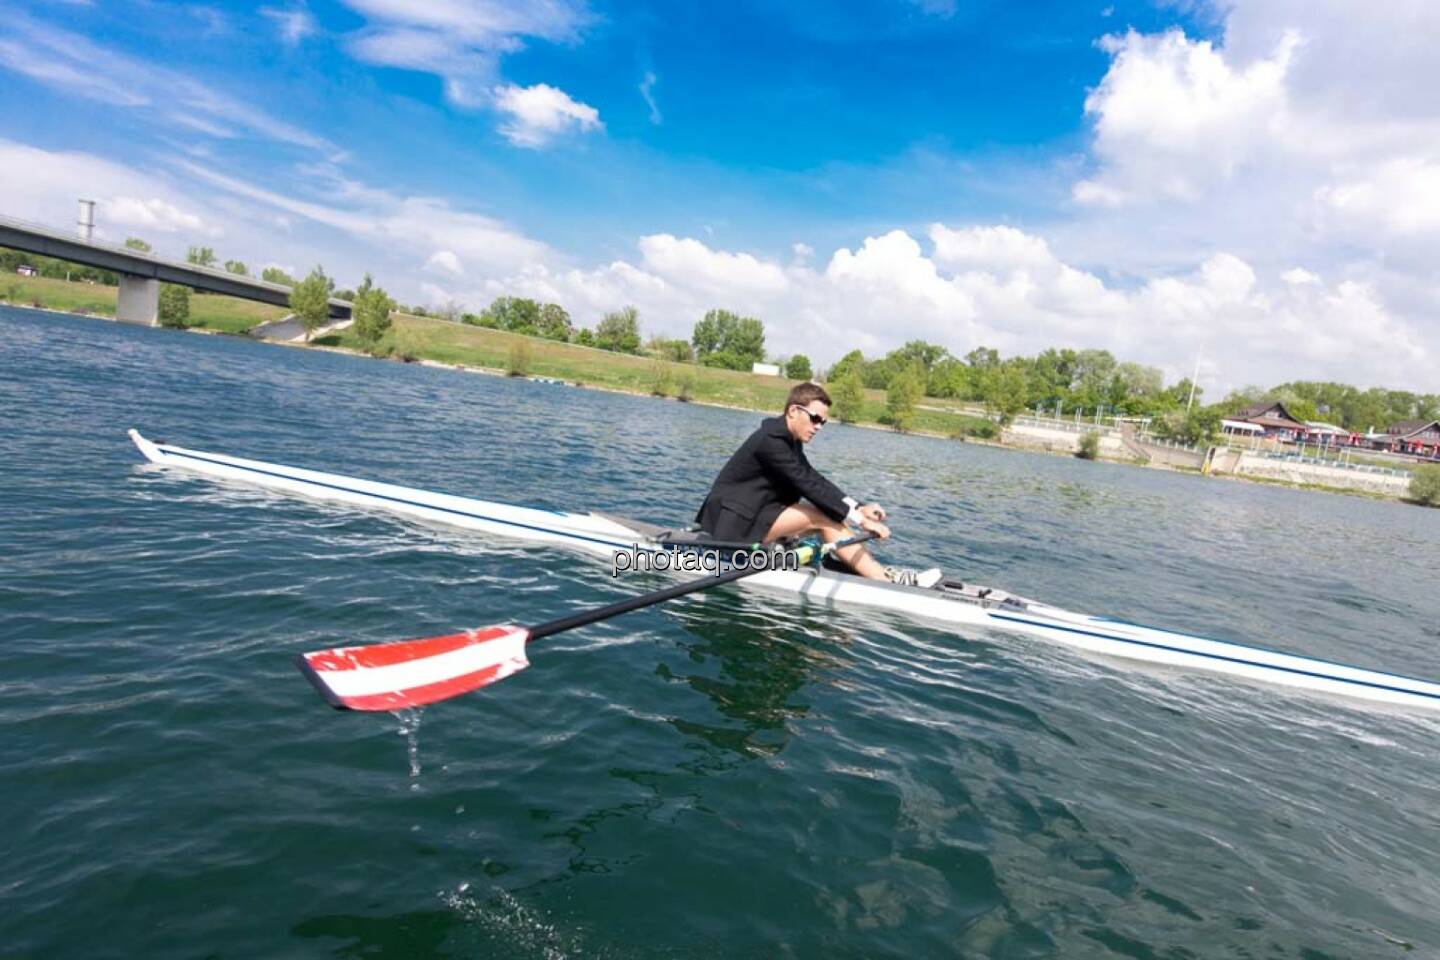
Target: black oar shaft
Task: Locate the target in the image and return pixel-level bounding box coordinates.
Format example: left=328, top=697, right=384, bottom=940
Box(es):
left=526, top=532, right=876, bottom=642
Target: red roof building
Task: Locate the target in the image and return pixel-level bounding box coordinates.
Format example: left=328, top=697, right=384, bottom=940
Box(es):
left=1383, top=419, right=1440, bottom=458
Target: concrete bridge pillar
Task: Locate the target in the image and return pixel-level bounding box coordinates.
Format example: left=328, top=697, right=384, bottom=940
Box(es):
left=116, top=275, right=159, bottom=325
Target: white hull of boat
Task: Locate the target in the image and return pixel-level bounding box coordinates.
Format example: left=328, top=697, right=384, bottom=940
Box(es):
left=128, top=430, right=1440, bottom=713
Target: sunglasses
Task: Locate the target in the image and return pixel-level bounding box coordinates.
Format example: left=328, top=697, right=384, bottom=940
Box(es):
left=793, top=405, right=827, bottom=426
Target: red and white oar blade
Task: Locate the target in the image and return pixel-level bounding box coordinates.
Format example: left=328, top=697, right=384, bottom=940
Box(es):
left=296, top=625, right=531, bottom=711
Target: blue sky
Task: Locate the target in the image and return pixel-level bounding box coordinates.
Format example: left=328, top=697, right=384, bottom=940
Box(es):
left=0, top=1, right=1435, bottom=391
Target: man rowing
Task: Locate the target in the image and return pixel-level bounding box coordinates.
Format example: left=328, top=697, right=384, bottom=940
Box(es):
left=695, top=382, right=941, bottom=587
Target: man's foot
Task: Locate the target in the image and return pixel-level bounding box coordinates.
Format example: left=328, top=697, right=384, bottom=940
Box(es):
left=884, top=565, right=943, bottom=589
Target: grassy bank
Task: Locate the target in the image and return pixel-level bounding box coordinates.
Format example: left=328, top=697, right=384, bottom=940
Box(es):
left=314, top=313, right=993, bottom=437
left=1, top=275, right=286, bottom=332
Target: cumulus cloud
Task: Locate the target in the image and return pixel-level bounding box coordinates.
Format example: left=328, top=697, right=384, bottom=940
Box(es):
left=492, top=83, right=602, bottom=147
left=1075, top=27, right=1297, bottom=205
left=472, top=227, right=1431, bottom=393
left=1049, top=1, right=1440, bottom=391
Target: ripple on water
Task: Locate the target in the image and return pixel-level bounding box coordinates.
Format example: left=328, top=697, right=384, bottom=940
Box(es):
left=4, top=306, right=1440, bottom=957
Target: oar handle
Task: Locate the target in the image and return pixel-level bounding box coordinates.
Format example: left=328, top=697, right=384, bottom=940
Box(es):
left=527, top=531, right=878, bottom=642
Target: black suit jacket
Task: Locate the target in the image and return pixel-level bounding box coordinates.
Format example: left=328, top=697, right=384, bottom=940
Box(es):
left=695, top=416, right=852, bottom=542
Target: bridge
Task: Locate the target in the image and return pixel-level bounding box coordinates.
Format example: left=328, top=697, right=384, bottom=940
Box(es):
left=0, top=213, right=351, bottom=324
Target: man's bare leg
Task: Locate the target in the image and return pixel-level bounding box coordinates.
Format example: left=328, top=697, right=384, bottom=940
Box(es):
left=763, top=503, right=889, bottom=580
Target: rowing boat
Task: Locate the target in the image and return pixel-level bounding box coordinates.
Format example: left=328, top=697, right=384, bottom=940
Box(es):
left=128, top=429, right=1440, bottom=713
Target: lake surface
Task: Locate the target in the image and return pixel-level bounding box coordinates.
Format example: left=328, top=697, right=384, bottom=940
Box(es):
left=4, top=304, right=1440, bottom=959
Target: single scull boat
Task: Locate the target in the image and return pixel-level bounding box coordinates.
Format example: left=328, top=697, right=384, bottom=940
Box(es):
left=128, top=429, right=1440, bottom=713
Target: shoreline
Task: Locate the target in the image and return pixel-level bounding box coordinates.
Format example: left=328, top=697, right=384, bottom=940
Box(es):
left=3, top=300, right=1420, bottom=504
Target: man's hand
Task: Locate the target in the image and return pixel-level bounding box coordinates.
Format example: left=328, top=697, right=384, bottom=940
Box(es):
left=858, top=503, right=887, bottom=522
left=858, top=514, right=891, bottom=539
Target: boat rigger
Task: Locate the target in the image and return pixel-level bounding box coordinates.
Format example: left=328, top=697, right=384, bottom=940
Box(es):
left=128, top=430, right=1440, bottom=713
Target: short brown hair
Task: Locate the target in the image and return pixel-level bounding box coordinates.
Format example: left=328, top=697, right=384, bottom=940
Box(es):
left=785, top=381, right=831, bottom=411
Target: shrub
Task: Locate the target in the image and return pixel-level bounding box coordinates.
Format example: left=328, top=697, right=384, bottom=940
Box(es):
left=506, top=339, right=532, bottom=377
left=649, top=360, right=674, bottom=397
left=1077, top=430, right=1101, bottom=460
left=676, top=371, right=696, bottom=403
left=1411, top=464, right=1440, bottom=507
left=158, top=284, right=190, bottom=327
left=966, top=419, right=998, bottom=440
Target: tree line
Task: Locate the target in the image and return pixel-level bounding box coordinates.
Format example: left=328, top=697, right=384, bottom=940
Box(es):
left=7, top=240, right=1434, bottom=439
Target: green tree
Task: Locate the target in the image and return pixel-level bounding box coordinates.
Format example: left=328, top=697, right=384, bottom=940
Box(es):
left=1410, top=465, right=1440, bottom=507
left=1154, top=407, right=1221, bottom=446
left=827, top=349, right=865, bottom=384
left=289, top=265, right=334, bottom=341
left=1112, top=362, right=1163, bottom=413
left=980, top=361, right=1029, bottom=423
left=186, top=246, right=217, bottom=268
left=351, top=273, right=395, bottom=347
left=158, top=284, right=190, bottom=328
left=965, top=346, right=1000, bottom=370
left=869, top=340, right=949, bottom=389
left=224, top=260, right=248, bottom=276
left=596, top=306, right=642, bottom=354
left=1070, top=348, right=1118, bottom=412
left=928, top=357, right=971, bottom=399
left=691, top=309, right=729, bottom=357
left=124, top=237, right=152, bottom=253
left=261, top=266, right=295, bottom=286
left=1077, top=431, right=1101, bottom=460
left=785, top=354, right=813, bottom=380
left=575, top=328, right=596, bottom=347
left=885, top=365, right=924, bottom=431
left=691, top=309, right=765, bottom=369
left=482, top=296, right=541, bottom=335
left=831, top=370, right=867, bottom=423
left=536, top=303, right=573, bottom=341
left=1027, top=347, right=1077, bottom=409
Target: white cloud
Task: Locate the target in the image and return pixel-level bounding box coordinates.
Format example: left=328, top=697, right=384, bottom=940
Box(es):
left=640, top=70, right=661, bottom=124
left=1315, top=158, right=1440, bottom=237
left=492, top=83, right=602, bottom=148
left=107, top=197, right=216, bottom=236
left=260, top=5, right=318, bottom=46
left=1076, top=27, right=1297, bottom=205
left=0, top=14, right=336, bottom=155
left=341, top=0, right=589, bottom=108
left=929, top=224, right=1056, bottom=272
left=0, top=139, right=219, bottom=242
left=425, top=250, right=464, bottom=275
left=638, top=234, right=787, bottom=295
left=4, top=131, right=1431, bottom=392
left=475, top=226, right=1431, bottom=393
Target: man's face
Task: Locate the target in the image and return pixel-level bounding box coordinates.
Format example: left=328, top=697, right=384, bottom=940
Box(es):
left=787, top=401, right=829, bottom=443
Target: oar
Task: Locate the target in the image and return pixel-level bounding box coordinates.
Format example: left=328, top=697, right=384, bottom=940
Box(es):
left=295, top=531, right=878, bottom=711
